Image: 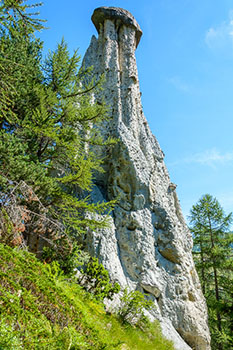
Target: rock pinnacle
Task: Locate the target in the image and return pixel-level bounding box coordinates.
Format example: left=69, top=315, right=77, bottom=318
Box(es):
left=91, top=7, right=142, bottom=47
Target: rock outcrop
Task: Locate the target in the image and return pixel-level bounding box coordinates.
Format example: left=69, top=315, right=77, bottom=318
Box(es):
left=82, top=7, right=211, bottom=350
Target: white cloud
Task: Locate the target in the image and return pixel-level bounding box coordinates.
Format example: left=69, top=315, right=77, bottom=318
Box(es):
left=168, top=76, right=191, bottom=92
left=186, top=148, right=233, bottom=165
left=205, top=11, right=233, bottom=50
left=170, top=148, right=233, bottom=167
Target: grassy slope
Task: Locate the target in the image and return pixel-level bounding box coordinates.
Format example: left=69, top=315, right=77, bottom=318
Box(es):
left=0, top=244, right=175, bottom=350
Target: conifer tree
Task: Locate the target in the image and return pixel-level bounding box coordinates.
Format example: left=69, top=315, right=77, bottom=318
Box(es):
left=0, top=1, right=115, bottom=260
left=189, top=194, right=233, bottom=350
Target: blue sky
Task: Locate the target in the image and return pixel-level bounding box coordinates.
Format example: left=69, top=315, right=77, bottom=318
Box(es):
left=37, top=0, right=233, bottom=221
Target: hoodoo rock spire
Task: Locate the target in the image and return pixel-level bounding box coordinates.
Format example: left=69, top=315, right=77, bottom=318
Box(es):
left=91, top=7, right=142, bottom=47
left=82, top=7, right=211, bottom=350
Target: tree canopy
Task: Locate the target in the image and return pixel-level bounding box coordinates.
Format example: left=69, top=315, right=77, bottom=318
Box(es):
left=0, top=0, right=115, bottom=268
left=189, top=194, right=233, bottom=350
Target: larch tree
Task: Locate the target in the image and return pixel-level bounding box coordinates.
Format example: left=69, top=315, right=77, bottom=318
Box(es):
left=0, top=0, right=116, bottom=271
left=189, top=194, right=233, bottom=350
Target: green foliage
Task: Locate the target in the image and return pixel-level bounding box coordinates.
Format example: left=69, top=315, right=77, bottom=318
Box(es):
left=189, top=194, right=233, bottom=350
left=0, top=243, right=175, bottom=350
left=42, top=242, right=89, bottom=277
left=0, top=208, right=14, bottom=245
left=0, top=317, right=23, bottom=349
left=80, top=257, right=121, bottom=300
left=0, top=0, right=45, bottom=33
left=0, top=0, right=117, bottom=259
left=0, top=0, right=45, bottom=122
left=118, top=288, right=155, bottom=328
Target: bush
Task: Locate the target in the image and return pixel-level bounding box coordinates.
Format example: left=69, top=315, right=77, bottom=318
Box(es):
left=118, top=288, right=155, bottom=328
left=79, top=257, right=121, bottom=300
left=42, top=242, right=89, bottom=277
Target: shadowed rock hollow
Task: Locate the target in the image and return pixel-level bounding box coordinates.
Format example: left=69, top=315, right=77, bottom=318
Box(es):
left=82, top=6, right=211, bottom=350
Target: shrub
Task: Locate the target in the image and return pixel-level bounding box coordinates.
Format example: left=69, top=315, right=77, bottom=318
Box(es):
left=79, top=257, right=121, bottom=300
left=118, top=288, right=155, bottom=328
left=42, top=242, right=89, bottom=277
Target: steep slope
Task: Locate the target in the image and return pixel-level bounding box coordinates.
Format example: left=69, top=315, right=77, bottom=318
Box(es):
left=82, top=7, right=211, bottom=350
left=0, top=243, right=174, bottom=350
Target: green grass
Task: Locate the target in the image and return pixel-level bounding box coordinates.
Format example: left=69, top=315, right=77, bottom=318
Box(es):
left=0, top=244, right=175, bottom=350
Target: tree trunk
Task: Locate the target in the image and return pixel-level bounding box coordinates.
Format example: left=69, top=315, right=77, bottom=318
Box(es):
left=208, top=214, right=223, bottom=350
left=200, top=241, right=206, bottom=295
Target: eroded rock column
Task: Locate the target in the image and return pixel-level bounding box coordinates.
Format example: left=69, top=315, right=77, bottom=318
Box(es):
left=82, top=7, right=211, bottom=350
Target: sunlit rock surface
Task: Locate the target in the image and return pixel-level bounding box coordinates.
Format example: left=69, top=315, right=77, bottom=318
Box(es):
left=82, top=7, right=211, bottom=350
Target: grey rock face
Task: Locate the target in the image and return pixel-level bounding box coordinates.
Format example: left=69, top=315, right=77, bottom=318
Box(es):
left=82, top=7, right=211, bottom=350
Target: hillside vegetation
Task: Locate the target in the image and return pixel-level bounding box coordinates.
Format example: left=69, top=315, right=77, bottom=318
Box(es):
left=0, top=243, right=174, bottom=350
